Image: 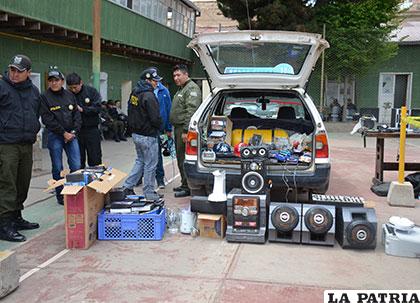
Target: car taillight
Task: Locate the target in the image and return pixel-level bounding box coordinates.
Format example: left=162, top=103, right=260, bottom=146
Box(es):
left=315, top=132, right=329, bottom=158
left=186, top=130, right=198, bottom=155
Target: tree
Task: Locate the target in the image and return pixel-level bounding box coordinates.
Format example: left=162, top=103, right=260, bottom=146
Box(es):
left=216, top=0, right=403, bottom=119
left=217, top=0, right=315, bottom=31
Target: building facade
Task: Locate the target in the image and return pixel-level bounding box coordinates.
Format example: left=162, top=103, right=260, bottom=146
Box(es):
left=0, top=0, right=200, bottom=109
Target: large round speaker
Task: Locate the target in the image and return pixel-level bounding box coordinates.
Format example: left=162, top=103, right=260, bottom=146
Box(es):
left=304, top=206, right=333, bottom=234
left=345, top=220, right=376, bottom=248
left=271, top=205, right=299, bottom=232
left=241, top=171, right=264, bottom=194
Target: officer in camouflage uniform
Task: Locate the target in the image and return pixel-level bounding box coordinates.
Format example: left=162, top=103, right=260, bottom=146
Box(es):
left=169, top=64, right=201, bottom=198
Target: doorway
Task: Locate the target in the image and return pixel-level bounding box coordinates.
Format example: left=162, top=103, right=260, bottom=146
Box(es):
left=121, top=80, right=132, bottom=115
left=378, top=72, right=412, bottom=124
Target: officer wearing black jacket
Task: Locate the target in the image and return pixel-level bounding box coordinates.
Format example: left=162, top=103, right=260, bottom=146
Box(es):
left=123, top=67, right=162, bottom=200
left=0, top=54, right=41, bottom=242
left=40, top=67, right=82, bottom=205
left=66, top=73, right=102, bottom=168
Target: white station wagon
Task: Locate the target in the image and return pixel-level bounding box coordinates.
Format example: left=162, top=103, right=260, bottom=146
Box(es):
left=184, top=31, right=330, bottom=210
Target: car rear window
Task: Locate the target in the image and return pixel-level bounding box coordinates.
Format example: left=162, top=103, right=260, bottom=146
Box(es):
left=207, top=42, right=310, bottom=76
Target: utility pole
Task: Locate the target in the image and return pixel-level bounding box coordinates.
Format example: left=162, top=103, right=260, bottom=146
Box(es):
left=92, top=0, right=101, bottom=91
left=319, top=23, right=326, bottom=114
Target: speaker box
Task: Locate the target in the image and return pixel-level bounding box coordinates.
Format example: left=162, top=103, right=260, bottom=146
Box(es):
left=301, top=204, right=335, bottom=246
left=336, top=207, right=377, bottom=249
left=240, top=146, right=268, bottom=159
left=241, top=159, right=267, bottom=194
left=268, top=202, right=302, bottom=243
left=226, top=188, right=268, bottom=243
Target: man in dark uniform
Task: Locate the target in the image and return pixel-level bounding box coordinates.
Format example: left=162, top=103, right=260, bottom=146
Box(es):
left=0, top=54, right=41, bottom=242
left=123, top=67, right=162, bottom=201
left=40, top=67, right=82, bottom=205
left=66, top=73, right=102, bottom=168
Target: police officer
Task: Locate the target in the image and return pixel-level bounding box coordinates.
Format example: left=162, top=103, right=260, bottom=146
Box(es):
left=40, top=67, right=82, bottom=205
left=169, top=64, right=201, bottom=198
left=66, top=73, right=102, bottom=168
left=123, top=67, right=162, bottom=201
left=0, top=54, right=41, bottom=242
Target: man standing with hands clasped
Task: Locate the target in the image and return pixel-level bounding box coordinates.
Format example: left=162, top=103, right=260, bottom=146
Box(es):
left=0, top=54, right=41, bottom=242
left=40, top=67, right=82, bottom=205
left=169, top=64, right=201, bottom=198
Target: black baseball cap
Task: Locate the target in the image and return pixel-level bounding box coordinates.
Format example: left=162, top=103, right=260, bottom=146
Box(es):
left=8, top=54, right=32, bottom=71
left=48, top=66, right=64, bottom=80
left=140, top=67, right=163, bottom=81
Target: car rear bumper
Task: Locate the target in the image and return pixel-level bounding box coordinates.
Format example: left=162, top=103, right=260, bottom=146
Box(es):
left=184, top=161, right=330, bottom=194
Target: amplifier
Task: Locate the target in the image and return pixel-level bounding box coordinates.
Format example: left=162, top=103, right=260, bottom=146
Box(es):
left=226, top=188, right=268, bottom=244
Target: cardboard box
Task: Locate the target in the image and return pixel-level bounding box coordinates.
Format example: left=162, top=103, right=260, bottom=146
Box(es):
left=197, top=213, right=226, bottom=239
left=210, top=116, right=233, bottom=145
left=45, top=168, right=126, bottom=249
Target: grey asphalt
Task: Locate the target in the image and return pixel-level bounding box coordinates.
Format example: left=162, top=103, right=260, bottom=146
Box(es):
left=1, top=127, right=420, bottom=303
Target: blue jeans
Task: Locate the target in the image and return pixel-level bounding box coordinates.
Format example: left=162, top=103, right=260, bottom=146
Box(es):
left=124, top=134, right=158, bottom=195
left=47, top=132, right=81, bottom=200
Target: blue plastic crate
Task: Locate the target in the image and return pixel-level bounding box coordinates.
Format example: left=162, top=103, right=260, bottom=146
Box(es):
left=98, top=207, right=165, bottom=241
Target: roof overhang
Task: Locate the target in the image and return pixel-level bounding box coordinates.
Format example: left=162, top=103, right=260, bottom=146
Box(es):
left=0, top=10, right=190, bottom=64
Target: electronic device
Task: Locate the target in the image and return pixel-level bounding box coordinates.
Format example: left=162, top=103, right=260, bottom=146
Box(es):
left=190, top=195, right=227, bottom=215
left=202, top=149, right=216, bottom=162
left=312, top=194, right=365, bottom=208
left=241, top=159, right=267, bottom=194
left=226, top=188, right=268, bottom=243
left=382, top=216, right=420, bottom=258
left=301, top=204, right=335, bottom=246
left=336, top=207, right=377, bottom=249
left=65, top=171, right=96, bottom=185
left=268, top=202, right=302, bottom=244
left=109, top=187, right=125, bottom=201
left=240, top=146, right=268, bottom=159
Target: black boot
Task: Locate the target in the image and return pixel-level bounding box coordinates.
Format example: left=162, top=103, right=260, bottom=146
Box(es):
left=174, top=188, right=191, bottom=198
left=0, top=219, right=26, bottom=242
left=13, top=211, right=40, bottom=230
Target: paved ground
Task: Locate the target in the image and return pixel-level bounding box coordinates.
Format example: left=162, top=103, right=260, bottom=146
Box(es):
left=1, top=129, right=420, bottom=303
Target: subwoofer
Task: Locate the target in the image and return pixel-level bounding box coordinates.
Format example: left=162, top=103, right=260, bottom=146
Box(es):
left=268, top=202, right=302, bottom=243
left=301, top=204, right=335, bottom=246
left=336, top=207, right=377, bottom=249
left=226, top=188, right=268, bottom=243
left=241, top=159, right=267, bottom=194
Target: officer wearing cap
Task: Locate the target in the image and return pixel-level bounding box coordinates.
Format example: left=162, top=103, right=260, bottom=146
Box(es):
left=40, top=66, right=82, bottom=205
left=66, top=72, right=103, bottom=168
left=0, top=54, right=41, bottom=242
left=122, top=67, right=162, bottom=200
left=169, top=64, right=202, bottom=198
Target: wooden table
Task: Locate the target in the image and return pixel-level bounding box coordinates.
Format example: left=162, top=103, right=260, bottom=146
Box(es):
left=364, top=131, right=420, bottom=184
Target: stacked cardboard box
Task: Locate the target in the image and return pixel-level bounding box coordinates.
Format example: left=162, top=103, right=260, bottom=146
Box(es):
left=45, top=168, right=126, bottom=249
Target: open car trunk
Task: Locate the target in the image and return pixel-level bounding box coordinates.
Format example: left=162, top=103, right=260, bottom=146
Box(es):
left=198, top=89, right=316, bottom=170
